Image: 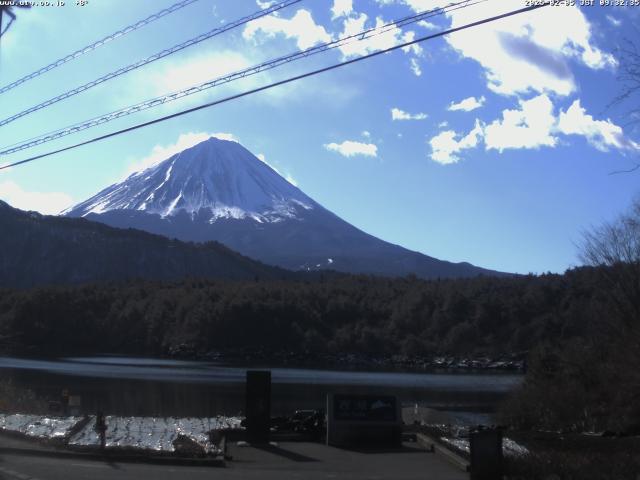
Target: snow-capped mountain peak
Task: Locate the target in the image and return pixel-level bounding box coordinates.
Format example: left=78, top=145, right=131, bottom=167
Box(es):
left=65, top=136, right=501, bottom=279
left=66, top=137, right=314, bottom=223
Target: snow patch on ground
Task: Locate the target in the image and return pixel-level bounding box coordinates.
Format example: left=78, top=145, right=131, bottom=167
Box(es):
left=503, top=437, right=530, bottom=457
left=163, top=192, right=183, bottom=217
left=441, top=437, right=470, bottom=453
left=69, top=415, right=242, bottom=453
left=0, top=413, right=242, bottom=455
left=0, top=414, right=80, bottom=439
left=440, top=436, right=529, bottom=458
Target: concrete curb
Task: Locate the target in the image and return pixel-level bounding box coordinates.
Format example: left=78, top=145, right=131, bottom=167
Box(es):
left=416, top=433, right=470, bottom=472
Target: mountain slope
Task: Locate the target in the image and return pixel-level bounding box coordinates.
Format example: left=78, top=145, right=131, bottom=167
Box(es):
left=66, top=137, right=502, bottom=279
left=0, top=200, right=289, bottom=288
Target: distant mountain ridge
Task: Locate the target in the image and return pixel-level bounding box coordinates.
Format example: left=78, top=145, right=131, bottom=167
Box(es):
left=0, top=200, right=289, bottom=288
left=66, top=137, right=503, bottom=279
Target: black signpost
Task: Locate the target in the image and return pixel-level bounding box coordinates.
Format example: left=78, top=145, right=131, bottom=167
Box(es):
left=333, top=395, right=397, bottom=422
left=326, top=394, right=402, bottom=448
left=245, top=370, right=271, bottom=444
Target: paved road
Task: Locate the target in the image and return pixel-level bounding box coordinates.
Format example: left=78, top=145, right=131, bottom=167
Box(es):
left=0, top=441, right=467, bottom=480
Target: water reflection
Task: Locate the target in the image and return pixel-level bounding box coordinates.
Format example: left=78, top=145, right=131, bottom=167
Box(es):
left=0, top=356, right=522, bottom=419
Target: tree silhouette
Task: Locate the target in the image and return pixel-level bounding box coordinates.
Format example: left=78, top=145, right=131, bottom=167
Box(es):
left=612, top=37, right=640, bottom=124
left=0, top=5, right=30, bottom=41
left=580, top=197, right=640, bottom=327
left=608, top=35, right=640, bottom=174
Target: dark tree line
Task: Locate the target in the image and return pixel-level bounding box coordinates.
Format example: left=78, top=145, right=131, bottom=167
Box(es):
left=0, top=266, right=610, bottom=360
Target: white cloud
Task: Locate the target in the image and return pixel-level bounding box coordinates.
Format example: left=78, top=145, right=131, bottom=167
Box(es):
left=153, top=52, right=250, bottom=93
left=428, top=94, right=640, bottom=163
left=448, top=96, right=486, bottom=112
left=438, top=121, right=449, bottom=128
left=403, top=0, right=442, bottom=9
left=410, top=57, right=422, bottom=76
left=362, top=130, right=371, bottom=138
left=391, top=107, right=427, bottom=121
left=391, top=2, right=615, bottom=97
left=451, top=3, right=616, bottom=96
left=484, top=95, right=640, bottom=153
left=324, top=140, right=378, bottom=157
left=484, top=95, right=557, bottom=152
left=375, top=0, right=441, bottom=10
left=256, top=0, right=276, bottom=8
left=377, top=1, right=615, bottom=96
left=429, top=120, right=483, bottom=165
left=120, top=50, right=254, bottom=108
left=243, top=9, right=331, bottom=50
left=244, top=6, right=422, bottom=67
left=0, top=181, right=73, bottom=215
left=400, top=30, right=424, bottom=57
left=417, top=20, right=438, bottom=30
left=331, top=0, right=353, bottom=19
left=557, top=100, right=640, bottom=152
left=125, top=132, right=238, bottom=178
left=120, top=37, right=356, bottom=111
left=337, top=13, right=421, bottom=59
left=606, top=15, right=621, bottom=27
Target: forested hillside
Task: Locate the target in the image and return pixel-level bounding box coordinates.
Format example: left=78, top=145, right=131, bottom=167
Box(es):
left=0, top=267, right=604, bottom=358
left=0, top=200, right=290, bottom=287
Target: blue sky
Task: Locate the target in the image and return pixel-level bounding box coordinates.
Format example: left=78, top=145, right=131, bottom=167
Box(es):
left=0, top=0, right=639, bottom=274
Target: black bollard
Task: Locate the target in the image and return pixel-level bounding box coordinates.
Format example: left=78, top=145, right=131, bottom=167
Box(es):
left=245, top=370, right=271, bottom=444
left=469, top=426, right=503, bottom=480
left=95, top=411, right=107, bottom=449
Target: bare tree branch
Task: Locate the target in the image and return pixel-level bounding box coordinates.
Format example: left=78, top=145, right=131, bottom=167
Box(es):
left=607, top=30, right=640, bottom=129
left=609, top=163, right=640, bottom=175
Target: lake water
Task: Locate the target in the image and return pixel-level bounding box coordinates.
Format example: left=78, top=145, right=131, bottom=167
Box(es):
left=0, top=356, right=522, bottom=424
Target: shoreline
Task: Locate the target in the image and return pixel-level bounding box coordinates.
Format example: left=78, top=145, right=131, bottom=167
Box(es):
left=166, top=348, right=527, bottom=373
left=0, top=349, right=528, bottom=374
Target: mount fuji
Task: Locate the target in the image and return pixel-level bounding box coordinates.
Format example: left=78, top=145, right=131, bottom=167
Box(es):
left=65, top=137, right=499, bottom=278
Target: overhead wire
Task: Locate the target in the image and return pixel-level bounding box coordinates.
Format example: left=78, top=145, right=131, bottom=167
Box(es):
left=0, top=2, right=551, bottom=172
left=0, top=0, right=485, bottom=156
left=0, top=0, right=302, bottom=128
left=0, top=0, right=201, bottom=95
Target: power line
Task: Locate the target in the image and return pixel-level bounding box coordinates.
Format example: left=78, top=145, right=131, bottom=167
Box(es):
left=0, top=0, right=301, bottom=128
left=0, top=0, right=484, bottom=156
left=0, top=0, right=200, bottom=96
left=0, top=2, right=550, bottom=172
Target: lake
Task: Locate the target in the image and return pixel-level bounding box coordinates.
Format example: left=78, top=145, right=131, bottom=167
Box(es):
left=0, top=356, right=522, bottom=424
